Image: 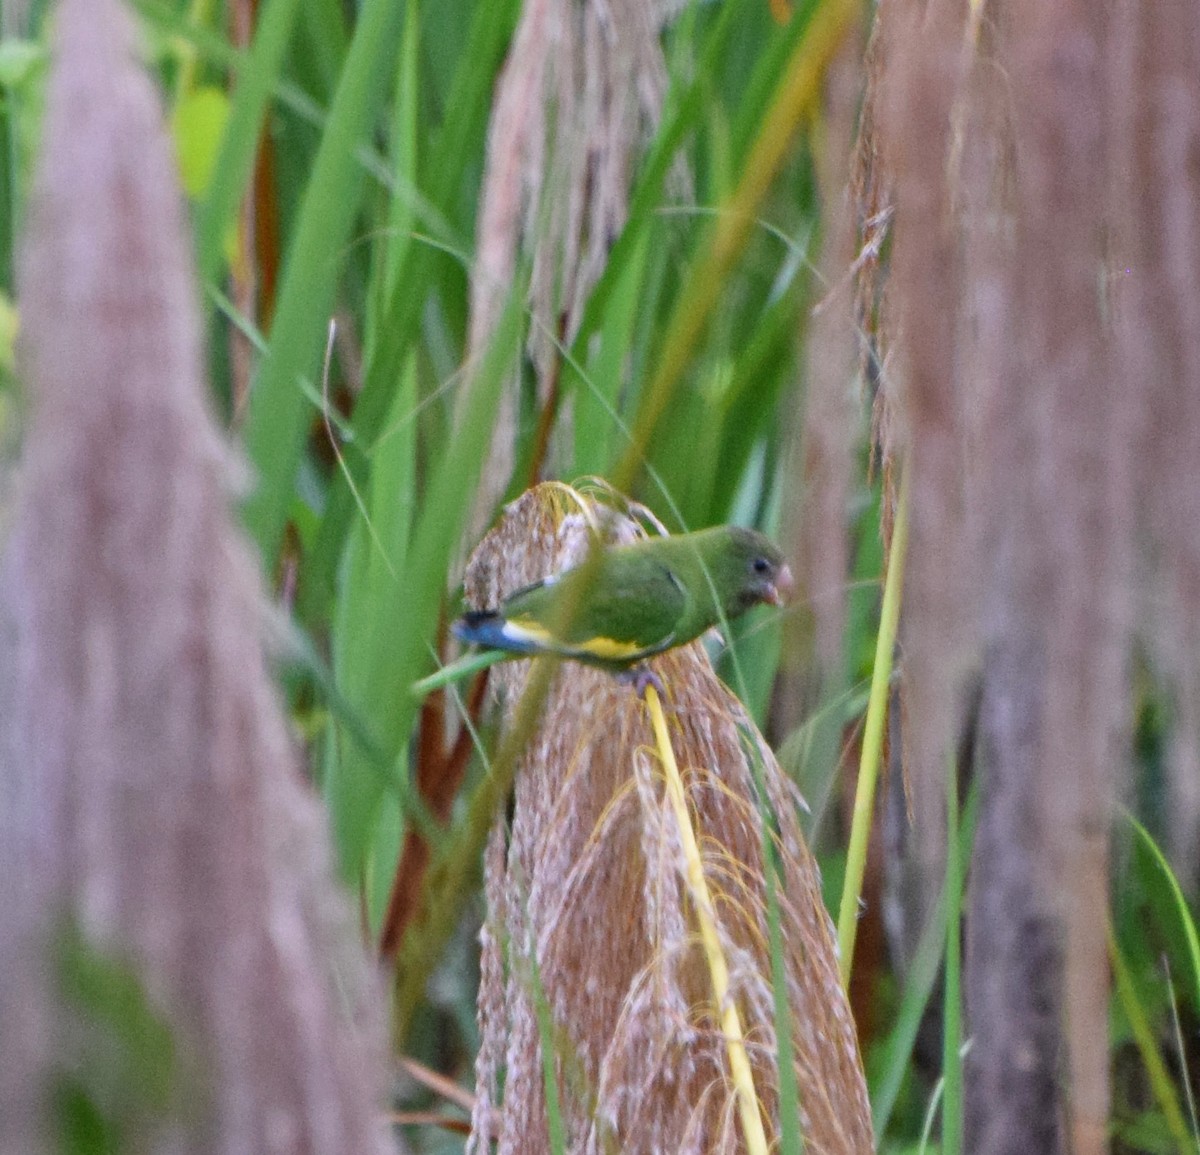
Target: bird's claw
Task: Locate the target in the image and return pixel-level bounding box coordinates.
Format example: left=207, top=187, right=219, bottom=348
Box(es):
left=618, top=664, right=665, bottom=700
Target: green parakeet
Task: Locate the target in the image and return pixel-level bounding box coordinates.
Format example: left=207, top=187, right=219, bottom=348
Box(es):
left=414, top=526, right=793, bottom=696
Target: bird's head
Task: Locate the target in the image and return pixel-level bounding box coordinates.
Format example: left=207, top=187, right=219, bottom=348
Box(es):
left=722, top=527, right=795, bottom=613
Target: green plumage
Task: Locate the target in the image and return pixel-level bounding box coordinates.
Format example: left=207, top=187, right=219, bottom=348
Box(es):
left=411, top=526, right=793, bottom=696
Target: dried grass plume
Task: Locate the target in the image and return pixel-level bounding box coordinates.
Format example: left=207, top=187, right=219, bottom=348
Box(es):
left=461, top=0, right=677, bottom=539
left=0, top=1, right=391, bottom=1150
left=465, top=484, right=873, bottom=1154
left=847, top=0, right=1200, bottom=1149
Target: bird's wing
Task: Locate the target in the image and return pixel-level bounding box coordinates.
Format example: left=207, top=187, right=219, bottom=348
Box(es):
left=500, top=555, right=691, bottom=665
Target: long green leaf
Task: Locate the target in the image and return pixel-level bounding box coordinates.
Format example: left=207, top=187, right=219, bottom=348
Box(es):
left=611, top=0, right=857, bottom=496
left=301, top=0, right=519, bottom=616
left=1127, top=810, right=1200, bottom=1008
left=941, top=752, right=964, bottom=1155
left=839, top=463, right=909, bottom=981
left=328, top=352, right=418, bottom=906
left=327, top=283, right=524, bottom=877
left=193, top=0, right=302, bottom=288
left=1110, top=918, right=1195, bottom=1153
left=870, top=783, right=980, bottom=1136
left=740, top=727, right=805, bottom=1155
left=239, top=0, right=408, bottom=566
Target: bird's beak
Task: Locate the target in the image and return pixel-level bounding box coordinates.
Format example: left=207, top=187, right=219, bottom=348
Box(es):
left=766, top=563, right=795, bottom=607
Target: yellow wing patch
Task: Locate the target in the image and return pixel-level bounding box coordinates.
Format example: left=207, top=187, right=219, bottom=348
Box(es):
left=570, top=635, right=645, bottom=661
left=507, top=617, right=644, bottom=661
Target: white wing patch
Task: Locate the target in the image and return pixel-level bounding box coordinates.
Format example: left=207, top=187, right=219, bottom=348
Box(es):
left=501, top=619, right=556, bottom=648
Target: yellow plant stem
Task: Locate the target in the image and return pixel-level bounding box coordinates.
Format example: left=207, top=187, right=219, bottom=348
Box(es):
left=644, top=685, right=769, bottom=1155
left=837, top=463, right=911, bottom=986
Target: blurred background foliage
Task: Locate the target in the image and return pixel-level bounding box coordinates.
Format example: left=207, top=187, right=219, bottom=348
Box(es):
left=2, top=0, right=1199, bottom=1151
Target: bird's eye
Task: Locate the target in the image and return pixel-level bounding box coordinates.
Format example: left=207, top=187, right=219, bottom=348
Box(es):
left=752, top=557, right=771, bottom=575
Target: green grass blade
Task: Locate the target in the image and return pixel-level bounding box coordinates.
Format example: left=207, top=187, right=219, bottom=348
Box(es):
left=610, top=0, right=857, bottom=496
left=301, top=0, right=519, bottom=615
left=571, top=229, right=649, bottom=478
left=239, top=0, right=408, bottom=566
left=870, top=782, right=979, bottom=1137
left=411, top=649, right=506, bottom=698
left=193, top=0, right=302, bottom=287
left=379, top=0, right=420, bottom=305
left=1109, top=918, right=1196, bottom=1152
left=740, top=728, right=805, bottom=1155
left=528, top=949, right=568, bottom=1155
left=326, top=351, right=418, bottom=885
left=1126, top=809, right=1200, bottom=1008
left=838, top=463, right=909, bottom=982
left=941, top=751, right=964, bottom=1155
left=297, top=0, right=349, bottom=100
left=326, top=283, right=523, bottom=877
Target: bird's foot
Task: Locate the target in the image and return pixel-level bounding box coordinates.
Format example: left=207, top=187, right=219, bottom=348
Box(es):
left=618, top=664, right=665, bottom=700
